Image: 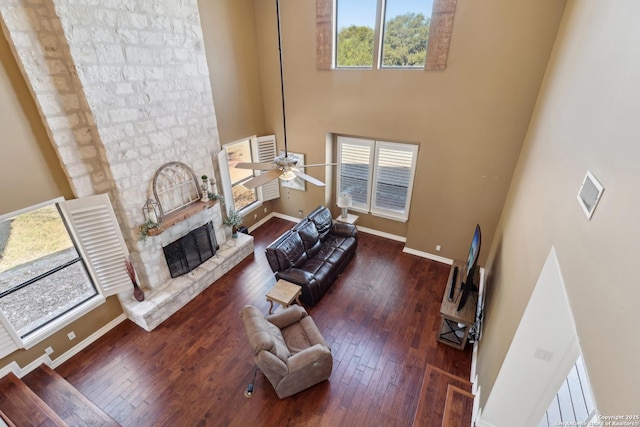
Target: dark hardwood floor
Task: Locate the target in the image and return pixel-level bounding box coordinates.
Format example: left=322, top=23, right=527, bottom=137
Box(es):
left=56, top=217, right=472, bottom=426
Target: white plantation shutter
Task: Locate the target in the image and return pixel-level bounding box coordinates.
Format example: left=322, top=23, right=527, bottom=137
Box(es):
left=371, top=141, right=418, bottom=221
left=217, top=149, right=233, bottom=215
left=60, top=194, right=131, bottom=296
left=337, top=137, right=374, bottom=211
left=254, top=135, right=280, bottom=201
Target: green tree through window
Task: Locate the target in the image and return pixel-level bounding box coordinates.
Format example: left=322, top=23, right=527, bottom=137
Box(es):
left=334, top=0, right=433, bottom=69
left=337, top=25, right=374, bottom=67
left=381, top=13, right=430, bottom=67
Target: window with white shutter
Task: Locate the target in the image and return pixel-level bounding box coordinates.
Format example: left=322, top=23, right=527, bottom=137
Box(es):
left=0, top=193, right=130, bottom=353
left=371, top=141, right=418, bottom=220
left=218, top=135, right=280, bottom=216
left=337, top=136, right=418, bottom=222
left=255, top=136, right=280, bottom=202
left=337, top=137, right=374, bottom=211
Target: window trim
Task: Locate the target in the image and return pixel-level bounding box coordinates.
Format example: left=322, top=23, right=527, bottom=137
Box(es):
left=317, top=0, right=457, bottom=71
left=218, top=135, right=280, bottom=218
left=370, top=140, right=419, bottom=221
left=378, top=0, right=433, bottom=70
left=223, top=137, right=261, bottom=214
left=337, top=136, right=374, bottom=212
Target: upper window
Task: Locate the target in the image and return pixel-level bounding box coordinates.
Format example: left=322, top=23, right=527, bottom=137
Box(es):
left=380, top=0, right=432, bottom=68
left=335, top=0, right=377, bottom=67
left=337, top=136, right=418, bottom=221
left=224, top=139, right=259, bottom=212
left=0, top=203, right=97, bottom=340
left=335, top=0, right=433, bottom=69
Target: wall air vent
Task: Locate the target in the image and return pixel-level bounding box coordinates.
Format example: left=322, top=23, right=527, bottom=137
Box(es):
left=577, top=171, right=604, bottom=220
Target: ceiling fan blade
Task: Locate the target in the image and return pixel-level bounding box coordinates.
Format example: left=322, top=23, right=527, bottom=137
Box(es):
left=242, top=169, right=283, bottom=189
left=235, top=162, right=277, bottom=170
left=292, top=169, right=326, bottom=187
left=300, top=162, right=339, bottom=168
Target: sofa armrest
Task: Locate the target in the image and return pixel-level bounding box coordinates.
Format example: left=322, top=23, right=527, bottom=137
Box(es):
left=256, top=347, right=289, bottom=377
left=286, top=343, right=331, bottom=373
left=267, top=305, right=308, bottom=329
left=331, top=222, right=358, bottom=238
left=299, top=316, right=331, bottom=350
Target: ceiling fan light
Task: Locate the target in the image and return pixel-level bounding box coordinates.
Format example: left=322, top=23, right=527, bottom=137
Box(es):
left=280, top=169, right=296, bottom=181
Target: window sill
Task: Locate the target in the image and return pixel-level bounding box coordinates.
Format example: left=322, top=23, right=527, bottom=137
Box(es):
left=371, top=210, right=408, bottom=223
left=22, top=294, right=105, bottom=349
left=344, top=207, right=408, bottom=223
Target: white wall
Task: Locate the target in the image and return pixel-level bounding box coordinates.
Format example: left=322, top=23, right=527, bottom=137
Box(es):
left=480, top=248, right=580, bottom=426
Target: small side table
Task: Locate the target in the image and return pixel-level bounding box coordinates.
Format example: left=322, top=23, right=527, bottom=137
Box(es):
left=265, top=279, right=302, bottom=314
left=334, top=213, right=359, bottom=224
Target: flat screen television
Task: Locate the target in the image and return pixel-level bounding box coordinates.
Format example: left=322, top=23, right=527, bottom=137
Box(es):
left=457, top=224, right=481, bottom=312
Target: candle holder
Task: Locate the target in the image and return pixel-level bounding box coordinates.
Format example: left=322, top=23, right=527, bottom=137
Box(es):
left=142, top=198, right=162, bottom=225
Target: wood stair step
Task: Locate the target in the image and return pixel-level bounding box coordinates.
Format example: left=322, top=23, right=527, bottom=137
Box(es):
left=22, top=365, right=120, bottom=427
left=413, top=364, right=474, bottom=427
left=0, top=372, right=67, bottom=426
left=441, top=384, right=474, bottom=427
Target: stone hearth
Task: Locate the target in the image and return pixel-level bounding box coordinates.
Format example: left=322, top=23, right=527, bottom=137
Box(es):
left=118, top=201, right=253, bottom=331
left=119, top=232, right=253, bottom=331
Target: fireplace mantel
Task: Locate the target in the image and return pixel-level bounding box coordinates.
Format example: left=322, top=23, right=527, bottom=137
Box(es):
left=144, top=200, right=218, bottom=237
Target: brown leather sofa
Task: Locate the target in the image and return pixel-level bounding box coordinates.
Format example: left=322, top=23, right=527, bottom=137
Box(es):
left=265, top=206, right=358, bottom=306
left=240, top=304, right=332, bottom=398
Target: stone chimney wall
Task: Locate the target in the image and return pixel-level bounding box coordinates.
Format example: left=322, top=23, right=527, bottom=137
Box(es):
left=0, top=0, right=222, bottom=289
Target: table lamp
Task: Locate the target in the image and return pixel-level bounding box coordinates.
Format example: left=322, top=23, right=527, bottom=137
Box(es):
left=337, top=192, right=352, bottom=219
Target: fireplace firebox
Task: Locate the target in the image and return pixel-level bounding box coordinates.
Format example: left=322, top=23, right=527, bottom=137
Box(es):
left=163, top=222, right=219, bottom=278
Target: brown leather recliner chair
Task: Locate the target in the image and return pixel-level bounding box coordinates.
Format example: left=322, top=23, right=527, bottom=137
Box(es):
left=240, top=305, right=333, bottom=398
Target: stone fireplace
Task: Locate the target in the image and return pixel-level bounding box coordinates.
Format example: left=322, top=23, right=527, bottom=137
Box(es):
left=0, top=0, right=254, bottom=330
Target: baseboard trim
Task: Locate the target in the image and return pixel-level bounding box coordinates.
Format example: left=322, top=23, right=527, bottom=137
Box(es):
left=472, top=383, right=482, bottom=427
left=248, top=212, right=276, bottom=233
left=475, top=417, right=497, bottom=427
left=356, top=226, right=406, bottom=242
left=0, top=361, right=34, bottom=379
left=0, top=313, right=127, bottom=378
left=402, top=247, right=454, bottom=265
left=252, top=213, right=455, bottom=267
left=271, top=212, right=302, bottom=223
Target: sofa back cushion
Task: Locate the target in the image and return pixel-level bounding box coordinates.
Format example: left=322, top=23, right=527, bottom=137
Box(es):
left=265, top=230, right=292, bottom=272
left=308, top=206, right=333, bottom=240
left=274, top=231, right=307, bottom=270
left=295, top=220, right=322, bottom=258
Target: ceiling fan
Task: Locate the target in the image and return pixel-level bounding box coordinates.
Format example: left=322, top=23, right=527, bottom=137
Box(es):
left=236, top=0, right=335, bottom=190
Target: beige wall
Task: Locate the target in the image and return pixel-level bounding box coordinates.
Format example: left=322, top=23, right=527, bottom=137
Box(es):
left=198, top=0, right=266, bottom=145
left=0, top=30, right=73, bottom=212
left=198, top=0, right=279, bottom=228
left=252, top=0, right=566, bottom=263
left=0, top=29, right=123, bottom=368
left=478, top=0, right=640, bottom=414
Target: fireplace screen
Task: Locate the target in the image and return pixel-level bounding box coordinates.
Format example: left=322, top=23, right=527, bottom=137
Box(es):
left=163, top=222, right=219, bottom=278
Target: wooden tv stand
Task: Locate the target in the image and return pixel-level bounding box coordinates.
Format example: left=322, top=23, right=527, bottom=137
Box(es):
left=437, top=260, right=479, bottom=350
